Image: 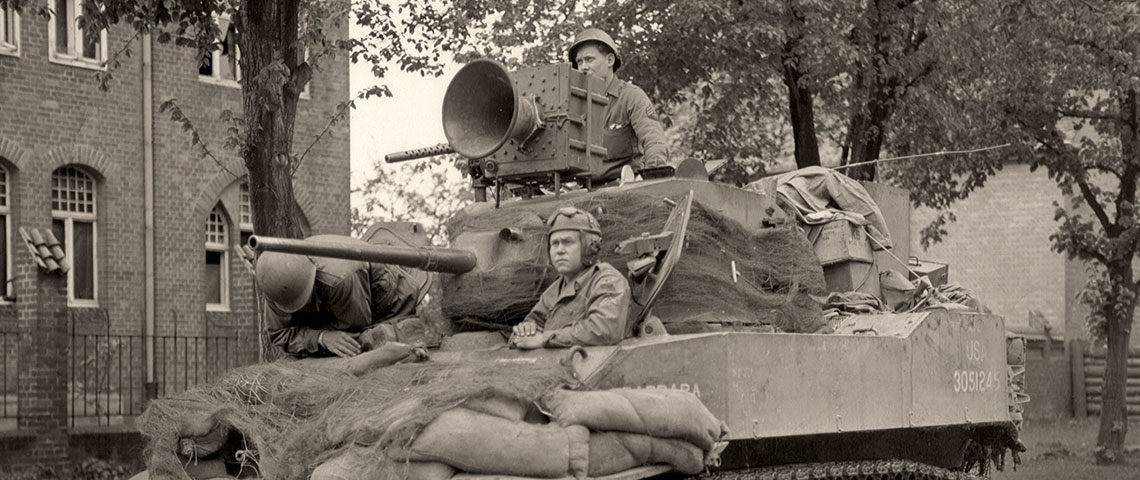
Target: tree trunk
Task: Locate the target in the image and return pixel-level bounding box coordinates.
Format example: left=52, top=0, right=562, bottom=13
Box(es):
left=844, top=78, right=897, bottom=181
left=1098, top=88, right=1140, bottom=464
left=783, top=63, right=821, bottom=169
left=1096, top=287, right=1134, bottom=463
left=780, top=4, right=820, bottom=169
left=239, top=0, right=309, bottom=239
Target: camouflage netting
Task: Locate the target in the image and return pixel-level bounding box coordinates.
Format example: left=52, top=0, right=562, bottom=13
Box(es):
left=443, top=190, right=827, bottom=333
left=138, top=360, right=569, bottom=480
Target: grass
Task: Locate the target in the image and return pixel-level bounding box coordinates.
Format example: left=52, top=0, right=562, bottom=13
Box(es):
left=993, top=418, right=1140, bottom=479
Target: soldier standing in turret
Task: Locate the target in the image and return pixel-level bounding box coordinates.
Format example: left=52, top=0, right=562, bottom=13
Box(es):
left=568, top=28, right=670, bottom=182
left=511, top=207, right=633, bottom=349
left=255, top=235, right=430, bottom=358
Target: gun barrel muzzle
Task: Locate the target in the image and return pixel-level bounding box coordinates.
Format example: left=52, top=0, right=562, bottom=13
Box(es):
left=385, top=144, right=456, bottom=163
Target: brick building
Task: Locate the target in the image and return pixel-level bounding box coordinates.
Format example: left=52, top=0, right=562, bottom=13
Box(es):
left=0, top=3, right=349, bottom=468
left=911, top=163, right=1140, bottom=420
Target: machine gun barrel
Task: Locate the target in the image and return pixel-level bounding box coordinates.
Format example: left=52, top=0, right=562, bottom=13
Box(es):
left=247, top=235, right=477, bottom=274
left=385, top=143, right=456, bottom=163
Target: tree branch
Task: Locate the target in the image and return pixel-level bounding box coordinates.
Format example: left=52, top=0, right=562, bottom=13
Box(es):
left=1057, top=107, right=1118, bottom=120
left=1086, top=163, right=1121, bottom=178
left=160, top=99, right=241, bottom=180
left=94, top=30, right=143, bottom=91
left=292, top=97, right=353, bottom=176
left=1076, top=176, right=1114, bottom=234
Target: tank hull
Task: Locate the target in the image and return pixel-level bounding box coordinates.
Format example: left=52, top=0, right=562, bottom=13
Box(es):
left=432, top=310, right=1015, bottom=471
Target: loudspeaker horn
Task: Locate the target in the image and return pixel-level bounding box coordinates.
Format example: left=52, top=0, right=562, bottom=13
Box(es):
left=442, top=59, right=541, bottom=159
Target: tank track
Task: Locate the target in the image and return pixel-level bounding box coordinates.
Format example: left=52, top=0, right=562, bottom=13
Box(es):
left=696, top=459, right=982, bottom=480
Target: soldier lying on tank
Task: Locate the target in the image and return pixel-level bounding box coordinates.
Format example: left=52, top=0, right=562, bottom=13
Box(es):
left=568, top=27, right=670, bottom=183
left=256, top=235, right=430, bottom=358
left=510, top=207, right=633, bottom=349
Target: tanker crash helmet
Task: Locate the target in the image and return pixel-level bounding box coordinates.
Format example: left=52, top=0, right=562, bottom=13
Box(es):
left=546, top=206, right=603, bottom=268
left=255, top=251, right=317, bottom=313
left=568, top=27, right=622, bottom=71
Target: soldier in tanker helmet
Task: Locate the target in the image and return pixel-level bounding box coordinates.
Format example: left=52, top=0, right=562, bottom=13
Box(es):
left=510, top=207, right=633, bottom=349
left=256, top=235, right=431, bottom=358
left=568, top=27, right=670, bottom=182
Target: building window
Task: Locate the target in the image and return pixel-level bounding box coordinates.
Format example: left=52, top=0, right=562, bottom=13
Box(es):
left=0, top=6, right=20, bottom=56
left=205, top=204, right=229, bottom=311
left=48, top=0, right=106, bottom=67
left=239, top=183, right=253, bottom=246
left=0, top=166, right=10, bottom=301
left=199, top=17, right=240, bottom=84
left=51, top=166, right=97, bottom=305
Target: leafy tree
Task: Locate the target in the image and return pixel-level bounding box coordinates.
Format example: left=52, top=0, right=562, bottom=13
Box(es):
left=986, top=1, right=1140, bottom=463
left=352, top=157, right=472, bottom=246
left=1, top=0, right=466, bottom=239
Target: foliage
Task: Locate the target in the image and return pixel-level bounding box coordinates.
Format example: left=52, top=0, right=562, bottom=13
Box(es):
left=353, top=156, right=473, bottom=246
left=982, top=0, right=1140, bottom=464
left=0, top=0, right=470, bottom=239
left=3, top=459, right=136, bottom=480
left=439, top=0, right=1018, bottom=222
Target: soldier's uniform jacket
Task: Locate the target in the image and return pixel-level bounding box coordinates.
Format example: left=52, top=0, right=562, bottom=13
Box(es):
left=266, top=239, right=425, bottom=355
left=594, top=76, right=670, bottom=182
left=524, top=262, right=633, bottom=347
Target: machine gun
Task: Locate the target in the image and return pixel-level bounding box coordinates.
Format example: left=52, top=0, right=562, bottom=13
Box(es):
left=385, top=60, right=696, bottom=202
left=247, top=235, right=477, bottom=274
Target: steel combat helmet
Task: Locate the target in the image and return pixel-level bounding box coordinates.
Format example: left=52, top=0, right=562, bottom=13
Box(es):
left=547, top=206, right=603, bottom=267
left=568, top=28, right=622, bottom=71
left=255, top=251, right=316, bottom=313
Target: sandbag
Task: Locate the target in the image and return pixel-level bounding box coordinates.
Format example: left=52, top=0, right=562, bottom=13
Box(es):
left=461, top=395, right=529, bottom=421
left=176, top=410, right=230, bottom=458
left=311, top=446, right=454, bottom=480
left=300, top=341, right=420, bottom=377
left=406, top=408, right=589, bottom=478
left=588, top=432, right=705, bottom=476
left=543, top=388, right=726, bottom=450
left=179, top=456, right=228, bottom=480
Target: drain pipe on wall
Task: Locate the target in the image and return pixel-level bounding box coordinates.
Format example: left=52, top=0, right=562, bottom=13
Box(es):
left=142, top=33, right=156, bottom=389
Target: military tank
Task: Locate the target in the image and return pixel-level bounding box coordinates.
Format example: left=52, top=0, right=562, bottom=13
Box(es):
left=253, top=59, right=1027, bottom=480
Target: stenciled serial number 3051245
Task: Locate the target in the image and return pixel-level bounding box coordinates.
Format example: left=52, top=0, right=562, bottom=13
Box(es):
left=952, top=369, right=1003, bottom=393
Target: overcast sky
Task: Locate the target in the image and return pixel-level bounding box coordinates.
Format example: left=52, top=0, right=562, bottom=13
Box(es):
left=347, top=53, right=461, bottom=209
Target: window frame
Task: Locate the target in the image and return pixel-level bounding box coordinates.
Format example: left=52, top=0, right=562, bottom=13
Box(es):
left=198, top=14, right=241, bottom=87
left=0, top=165, right=11, bottom=302
left=51, top=166, right=98, bottom=307
left=205, top=205, right=230, bottom=312
left=0, top=6, right=20, bottom=57
left=238, top=182, right=254, bottom=248
left=47, top=0, right=108, bottom=69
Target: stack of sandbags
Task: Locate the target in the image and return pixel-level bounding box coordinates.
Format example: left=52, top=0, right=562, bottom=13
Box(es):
left=139, top=359, right=569, bottom=480
left=543, top=388, right=728, bottom=476
left=333, top=387, right=727, bottom=479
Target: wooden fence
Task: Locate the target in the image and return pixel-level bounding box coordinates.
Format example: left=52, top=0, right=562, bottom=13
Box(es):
left=1073, top=341, right=1140, bottom=416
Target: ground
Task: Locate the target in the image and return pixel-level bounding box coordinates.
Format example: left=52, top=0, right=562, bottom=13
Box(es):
left=993, top=418, right=1140, bottom=480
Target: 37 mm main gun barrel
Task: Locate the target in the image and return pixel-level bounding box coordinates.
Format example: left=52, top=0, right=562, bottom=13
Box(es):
left=247, top=235, right=477, bottom=274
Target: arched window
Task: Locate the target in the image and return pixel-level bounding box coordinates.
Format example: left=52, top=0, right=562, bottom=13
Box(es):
left=51, top=166, right=97, bottom=305
left=205, top=204, right=230, bottom=310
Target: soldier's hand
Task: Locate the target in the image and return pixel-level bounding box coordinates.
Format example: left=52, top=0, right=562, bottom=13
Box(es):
left=512, top=321, right=538, bottom=337
left=512, top=333, right=548, bottom=350
left=319, top=331, right=361, bottom=358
